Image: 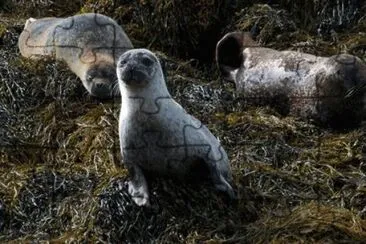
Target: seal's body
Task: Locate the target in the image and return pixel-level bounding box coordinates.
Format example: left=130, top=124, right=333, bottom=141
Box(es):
left=216, top=32, right=366, bottom=128
left=117, top=49, right=235, bottom=206
left=18, top=13, right=133, bottom=98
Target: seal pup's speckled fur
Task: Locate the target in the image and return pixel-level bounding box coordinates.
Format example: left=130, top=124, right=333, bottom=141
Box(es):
left=216, top=31, right=366, bottom=128
left=19, top=13, right=133, bottom=98
left=117, top=49, right=235, bottom=206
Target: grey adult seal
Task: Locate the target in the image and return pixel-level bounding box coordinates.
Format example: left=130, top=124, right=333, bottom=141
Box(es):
left=117, top=48, right=235, bottom=206
left=216, top=31, right=366, bottom=128
left=18, top=13, right=133, bottom=98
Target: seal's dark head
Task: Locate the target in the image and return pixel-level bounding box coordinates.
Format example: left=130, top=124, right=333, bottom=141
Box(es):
left=117, top=49, right=159, bottom=89
left=216, top=31, right=258, bottom=82
left=84, top=62, right=119, bottom=99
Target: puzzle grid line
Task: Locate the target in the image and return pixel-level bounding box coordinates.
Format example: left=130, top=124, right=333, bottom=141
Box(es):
left=1, top=13, right=363, bottom=224
left=22, top=13, right=132, bottom=65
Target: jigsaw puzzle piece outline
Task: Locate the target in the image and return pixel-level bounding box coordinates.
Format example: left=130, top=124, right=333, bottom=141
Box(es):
left=127, top=96, right=173, bottom=115
left=22, top=13, right=133, bottom=65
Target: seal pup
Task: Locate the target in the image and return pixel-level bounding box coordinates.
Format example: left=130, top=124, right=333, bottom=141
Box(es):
left=18, top=13, right=134, bottom=98
left=216, top=31, right=366, bottom=128
left=117, top=48, right=235, bottom=206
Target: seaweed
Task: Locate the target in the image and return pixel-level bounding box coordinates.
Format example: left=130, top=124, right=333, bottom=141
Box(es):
left=0, top=1, right=366, bottom=243
left=82, top=0, right=237, bottom=62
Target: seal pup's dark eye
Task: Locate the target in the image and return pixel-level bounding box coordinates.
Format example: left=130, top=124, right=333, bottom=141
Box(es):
left=141, top=57, right=153, bottom=66
left=118, top=60, right=127, bottom=67
left=86, top=74, right=94, bottom=82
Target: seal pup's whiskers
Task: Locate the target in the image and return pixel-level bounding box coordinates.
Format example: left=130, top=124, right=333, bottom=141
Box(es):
left=18, top=13, right=133, bottom=99
left=117, top=48, right=236, bottom=206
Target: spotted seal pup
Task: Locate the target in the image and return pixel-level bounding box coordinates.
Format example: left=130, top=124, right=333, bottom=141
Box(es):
left=216, top=31, right=366, bottom=128
left=117, top=48, right=235, bottom=206
left=18, top=13, right=133, bottom=98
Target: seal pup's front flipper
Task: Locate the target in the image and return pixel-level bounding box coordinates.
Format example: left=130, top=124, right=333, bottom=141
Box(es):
left=127, top=164, right=150, bottom=207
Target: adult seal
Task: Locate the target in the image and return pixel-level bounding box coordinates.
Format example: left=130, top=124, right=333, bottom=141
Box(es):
left=117, top=48, right=235, bottom=206
left=216, top=31, right=366, bottom=128
left=18, top=13, right=133, bottom=98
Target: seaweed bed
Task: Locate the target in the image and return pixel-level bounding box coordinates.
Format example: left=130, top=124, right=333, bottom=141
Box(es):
left=0, top=0, right=366, bottom=243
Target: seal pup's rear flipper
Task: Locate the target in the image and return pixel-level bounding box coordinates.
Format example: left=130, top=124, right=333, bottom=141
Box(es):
left=216, top=31, right=258, bottom=82
left=24, top=18, right=37, bottom=29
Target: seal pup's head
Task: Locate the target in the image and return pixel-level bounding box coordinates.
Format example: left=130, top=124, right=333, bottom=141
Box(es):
left=216, top=31, right=258, bottom=82
left=116, top=48, right=168, bottom=97
left=83, top=61, right=119, bottom=99
left=19, top=13, right=135, bottom=99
